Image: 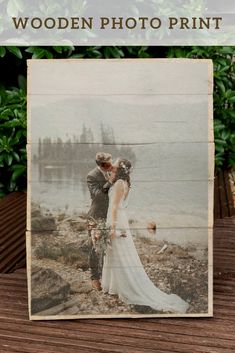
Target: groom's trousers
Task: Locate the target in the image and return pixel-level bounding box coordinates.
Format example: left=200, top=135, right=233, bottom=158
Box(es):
left=88, top=234, right=104, bottom=280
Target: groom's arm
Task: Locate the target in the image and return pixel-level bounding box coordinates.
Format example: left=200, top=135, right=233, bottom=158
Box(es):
left=87, top=175, right=111, bottom=199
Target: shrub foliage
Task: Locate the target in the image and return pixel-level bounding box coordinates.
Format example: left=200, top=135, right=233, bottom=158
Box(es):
left=0, top=85, right=27, bottom=197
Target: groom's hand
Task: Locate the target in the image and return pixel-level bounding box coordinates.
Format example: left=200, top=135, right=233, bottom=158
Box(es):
left=103, top=181, right=112, bottom=193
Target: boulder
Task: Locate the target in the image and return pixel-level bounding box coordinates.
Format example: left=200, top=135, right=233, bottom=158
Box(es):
left=33, top=242, right=62, bottom=260
left=31, top=216, right=57, bottom=231
left=31, top=205, right=57, bottom=231
left=31, top=266, right=71, bottom=314
left=61, top=240, right=89, bottom=270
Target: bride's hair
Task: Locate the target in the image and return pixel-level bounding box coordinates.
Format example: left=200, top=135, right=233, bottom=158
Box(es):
left=115, top=158, right=132, bottom=187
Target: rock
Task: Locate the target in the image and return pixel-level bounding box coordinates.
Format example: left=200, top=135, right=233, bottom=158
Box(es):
left=80, top=303, right=89, bottom=311
left=34, top=296, right=80, bottom=316
left=31, top=216, right=57, bottom=231
left=57, top=214, right=66, bottom=222
left=61, top=241, right=89, bottom=270
left=59, top=305, right=80, bottom=315
left=31, top=209, right=43, bottom=218
left=34, top=242, right=62, bottom=260
left=157, top=244, right=168, bottom=254
left=31, top=266, right=71, bottom=314
left=70, top=280, right=92, bottom=294
left=31, top=205, right=57, bottom=231
left=131, top=305, right=160, bottom=314
left=166, top=245, right=191, bottom=259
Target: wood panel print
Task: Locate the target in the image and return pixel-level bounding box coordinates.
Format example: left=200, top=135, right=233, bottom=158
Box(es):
left=27, top=59, right=214, bottom=319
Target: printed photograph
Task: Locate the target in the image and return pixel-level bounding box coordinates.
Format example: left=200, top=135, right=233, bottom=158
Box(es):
left=27, top=59, right=213, bottom=319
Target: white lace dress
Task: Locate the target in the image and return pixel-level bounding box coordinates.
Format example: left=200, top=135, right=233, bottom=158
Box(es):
left=101, top=180, right=189, bottom=313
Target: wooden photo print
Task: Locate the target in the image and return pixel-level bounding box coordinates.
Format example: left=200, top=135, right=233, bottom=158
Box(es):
left=27, top=59, right=214, bottom=320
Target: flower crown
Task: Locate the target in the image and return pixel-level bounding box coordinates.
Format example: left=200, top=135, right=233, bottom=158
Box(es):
left=119, top=161, right=131, bottom=174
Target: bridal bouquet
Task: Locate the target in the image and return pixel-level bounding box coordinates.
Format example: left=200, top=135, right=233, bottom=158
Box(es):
left=87, top=218, right=111, bottom=255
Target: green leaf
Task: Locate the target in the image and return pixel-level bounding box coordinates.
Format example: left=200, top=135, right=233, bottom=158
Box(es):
left=70, top=53, right=85, bottom=58
left=13, top=151, right=20, bottom=162
left=221, top=131, right=230, bottom=141
left=8, top=180, right=16, bottom=192
left=25, top=46, right=36, bottom=54
left=216, top=80, right=225, bottom=94
left=228, top=157, right=235, bottom=169
left=53, top=46, right=63, bottom=54
left=7, top=46, right=23, bottom=59
left=0, top=46, right=6, bottom=57
left=220, top=47, right=234, bottom=55
left=11, top=164, right=26, bottom=181
left=228, top=96, right=235, bottom=103
left=18, top=75, right=27, bottom=91
left=6, top=154, right=13, bottom=166
left=25, top=47, right=51, bottom=59
left=215, top=144, right=225, bottom=153
left=215, top=139, right=227, bottom=146
left=32, top=49, right=46, bottom=59
left=15, top=129, right=23, bottom=140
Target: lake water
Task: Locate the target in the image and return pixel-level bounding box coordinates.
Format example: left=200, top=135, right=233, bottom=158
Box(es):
left=30, top=143, right=209, bottom=247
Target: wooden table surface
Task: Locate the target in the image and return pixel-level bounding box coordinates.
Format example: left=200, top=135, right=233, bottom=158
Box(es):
left=0, top=173, right=235, bottom=352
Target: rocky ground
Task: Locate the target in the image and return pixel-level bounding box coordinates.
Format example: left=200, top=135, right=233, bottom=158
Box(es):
left=31, top=207, right=208, bottom=316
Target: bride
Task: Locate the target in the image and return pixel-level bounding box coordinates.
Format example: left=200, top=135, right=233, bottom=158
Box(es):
left=101, top=158, right=189, bottom=313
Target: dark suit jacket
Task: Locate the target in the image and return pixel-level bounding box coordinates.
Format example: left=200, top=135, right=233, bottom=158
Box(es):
left=87, top=167, right=111, bottom=220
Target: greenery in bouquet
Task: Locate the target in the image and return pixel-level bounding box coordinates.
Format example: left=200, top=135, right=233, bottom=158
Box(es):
left=87, top=217, right=111, bottom=257
left=0, top=45, right=234, bottom=197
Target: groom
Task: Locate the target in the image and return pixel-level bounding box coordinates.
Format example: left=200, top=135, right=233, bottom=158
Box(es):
left=87, top=152, right=113, bottom=291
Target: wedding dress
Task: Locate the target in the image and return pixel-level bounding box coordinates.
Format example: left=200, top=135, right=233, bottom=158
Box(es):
left=101, top=180, right=189, bottom=313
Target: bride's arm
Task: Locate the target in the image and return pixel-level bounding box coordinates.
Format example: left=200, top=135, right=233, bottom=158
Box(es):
left=111, top=180, right=124, bottom=237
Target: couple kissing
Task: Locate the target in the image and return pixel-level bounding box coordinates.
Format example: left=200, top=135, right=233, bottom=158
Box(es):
left=86, top=152, right=189, bottom=313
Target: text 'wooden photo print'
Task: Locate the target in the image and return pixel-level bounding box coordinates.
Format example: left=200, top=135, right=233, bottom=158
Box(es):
left=27, top=59, right=213, bottom=320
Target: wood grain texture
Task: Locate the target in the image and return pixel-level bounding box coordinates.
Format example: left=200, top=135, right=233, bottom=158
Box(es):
left=28, top=59, right=213, bottom=96
left=0, top=193, right=26, bottom=273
